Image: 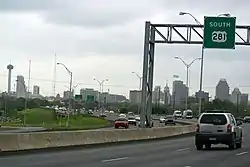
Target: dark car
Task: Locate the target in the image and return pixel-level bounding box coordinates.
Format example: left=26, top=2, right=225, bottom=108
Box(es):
left=114, top=118, right=129, bottom=129
left=243, top=116, right=250, bottom=123
left=128, top=117, right=137, bottom=126
left=165, top=115, right=176, bottom=125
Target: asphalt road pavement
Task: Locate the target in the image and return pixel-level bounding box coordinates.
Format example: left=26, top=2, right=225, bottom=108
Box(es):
left=1, top=124, right=250, bottom=167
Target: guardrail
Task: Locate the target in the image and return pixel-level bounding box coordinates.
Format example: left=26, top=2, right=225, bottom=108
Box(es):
left=0, top=125, right=195, bottom=152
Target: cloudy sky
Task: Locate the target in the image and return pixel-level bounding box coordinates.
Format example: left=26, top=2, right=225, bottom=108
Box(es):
left=0, top=0, right=249, bottom=98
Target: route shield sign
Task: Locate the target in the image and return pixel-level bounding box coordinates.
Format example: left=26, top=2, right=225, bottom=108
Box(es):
left=203, top=16, right=236, bottom=49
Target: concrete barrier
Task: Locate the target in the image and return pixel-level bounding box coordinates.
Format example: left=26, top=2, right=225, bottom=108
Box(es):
left=0, top=125, right=195, bottom=152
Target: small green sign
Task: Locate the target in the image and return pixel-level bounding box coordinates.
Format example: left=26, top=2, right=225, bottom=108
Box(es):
left=203, top=16, right=236, bottom=49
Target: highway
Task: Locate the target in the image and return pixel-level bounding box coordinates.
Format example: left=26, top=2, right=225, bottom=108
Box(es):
left=1, top=124, right=249, bottom=167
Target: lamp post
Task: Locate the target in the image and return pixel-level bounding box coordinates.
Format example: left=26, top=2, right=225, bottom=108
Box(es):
left=174, top=57, right=201, bottom=110
left=57, top=62, right=72, bottom=128
left=16, top=80, right=28, bottom=126
left=178, top=12, right=231, bottom=115
left=132, top=72, right=142, bottom=114
left=93, top=78, right=108, bottom=113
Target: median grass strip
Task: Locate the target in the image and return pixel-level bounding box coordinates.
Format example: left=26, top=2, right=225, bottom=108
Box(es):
left=3, top=108, right=110, bottom=130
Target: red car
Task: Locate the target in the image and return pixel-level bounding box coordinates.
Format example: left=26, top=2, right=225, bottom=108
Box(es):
left=114, top=118, right=129, bottom=129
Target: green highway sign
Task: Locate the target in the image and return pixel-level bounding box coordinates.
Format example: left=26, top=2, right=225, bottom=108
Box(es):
left=203, top=16, right=236, bottom=49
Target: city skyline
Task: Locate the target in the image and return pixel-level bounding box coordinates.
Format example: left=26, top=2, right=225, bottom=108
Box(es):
left=0, top=1, right=249, bottom=97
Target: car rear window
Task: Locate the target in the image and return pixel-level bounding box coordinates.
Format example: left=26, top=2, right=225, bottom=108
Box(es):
left=116, top=118, right=127, bottom=121
left=200, top=114, right=227, bottom=125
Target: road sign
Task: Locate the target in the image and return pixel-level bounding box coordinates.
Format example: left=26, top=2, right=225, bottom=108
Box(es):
left=203, top=16, right=236, bottom=49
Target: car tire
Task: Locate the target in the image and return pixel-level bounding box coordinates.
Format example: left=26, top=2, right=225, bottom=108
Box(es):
left=229, top=134, right=237, bottom=149
left=115, top=126, right=119, bottom=129
left=196, top=144, right=203, bottom=150
left=205, top=143, right=211, bottom=149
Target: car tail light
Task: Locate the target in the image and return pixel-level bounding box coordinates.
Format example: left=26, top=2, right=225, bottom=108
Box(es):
left=196, top=124, right=200, bottom=132
left=227, top=124, right=232, bottom=132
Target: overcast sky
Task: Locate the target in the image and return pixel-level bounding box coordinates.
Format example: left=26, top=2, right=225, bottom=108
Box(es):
left=0, top=0, right=249, bottom=98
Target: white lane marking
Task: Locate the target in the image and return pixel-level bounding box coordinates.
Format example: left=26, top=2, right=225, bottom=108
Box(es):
left=176, top=148, right=190, bottom=152
left=184, top=166, right=191, bottom=167
left=101, top=157, right=129, bottom=163
left=236, top=151, right=248, bottom=156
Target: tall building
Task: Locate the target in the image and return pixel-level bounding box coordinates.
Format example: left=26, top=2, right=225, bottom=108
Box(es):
left=16, top=75, right=26, bottom=98
left=7, top=64, right=14, bottom=95
left=129, top=90, right=141, bottom=104
left=230, top=87, right=241, bottom=104
left=33, top=85, right=40, bottom=95
left=215, top=78, right=230, bottom=101
left=164, top=82, right=171, bottom=105
left=240, top=93, right=248, bottom=105
left=152, top=86, right=164, bottom=104
left=172, top=80, right=188, bottom=105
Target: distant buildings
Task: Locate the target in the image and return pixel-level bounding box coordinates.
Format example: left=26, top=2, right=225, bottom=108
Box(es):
left=80, top=88, right=99, bottom=101
left=164, top=83, right=171, bottom=105
left=195, top=90, right=209, bottom=102
left=80, top=88, right=127, bottom=103
left=152, top=86, right=164, bottom=104
left=172, top=80, right=188, bottom=105
left=215, top=78, right=230, bottom=101
left=16, top=75, right=26, bottom=98
left=63, top=90, right=72, bottom=100
left=230, top=87, right=248, bottom=105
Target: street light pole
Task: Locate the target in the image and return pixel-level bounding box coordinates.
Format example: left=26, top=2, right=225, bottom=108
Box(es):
left=16, top=80, right=27, bottom=126
left=57, top=62, right=72, bottom=128
left=174, top=57, right=201, bottom=110
left=179, top=12, right=230, bottom=115
left=93, top=78, right=108, bottom=113
left=132, top=72, right=142, bottom=114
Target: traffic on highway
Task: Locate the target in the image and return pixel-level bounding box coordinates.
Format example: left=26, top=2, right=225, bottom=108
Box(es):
left=1, top=120, right=248, bottom=167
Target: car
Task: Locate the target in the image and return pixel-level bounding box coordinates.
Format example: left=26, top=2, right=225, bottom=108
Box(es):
left=114, top=118, right=129, bottom=129
left=135, top=115, right=140, bottom=122
left=173, top=110, right=182, bottom=119
left=119, top=113, right=126, bottom=118
left=99, top=113, right=107, bottom=118
left=243, top=116, right=250, bottom=123
left=128, top=116, right=137, bottom=126
left=165, top=115, right=176, bottom=125
left=183, top=110, right=193, bottom=119
left=195, top=112, right=242, bottom=150
left=159, top=116, right=166, bottom=123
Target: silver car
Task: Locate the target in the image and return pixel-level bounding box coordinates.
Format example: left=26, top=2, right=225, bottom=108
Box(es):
left=195, top=112, right=242, bottom=150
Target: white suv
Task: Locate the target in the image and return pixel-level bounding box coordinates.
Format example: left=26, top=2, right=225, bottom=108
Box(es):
left=195, top=112, right=242, bottom=150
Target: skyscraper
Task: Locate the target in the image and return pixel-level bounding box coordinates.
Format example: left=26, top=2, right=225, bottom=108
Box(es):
left=172, top=80, right=188, bottom=105
left=16, top=75, right=26, bottom=98
left=215, top=78, right=230, bottom=101
left=164, top=82, right=171, bottom=105
left=33, top=85, right=40, bottom=95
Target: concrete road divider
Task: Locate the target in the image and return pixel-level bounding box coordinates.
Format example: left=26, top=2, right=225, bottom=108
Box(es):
left=0, top=125, right=195, bottom=152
